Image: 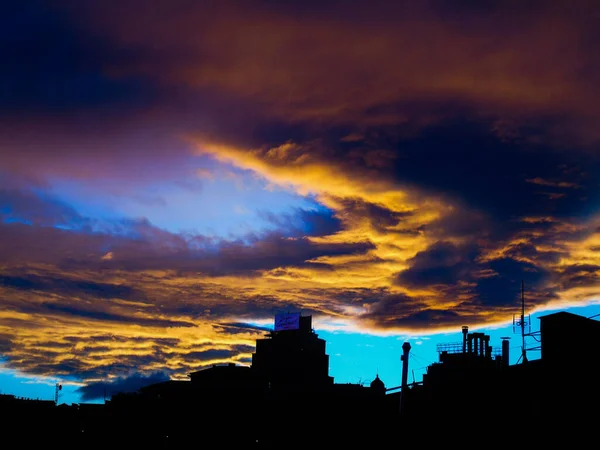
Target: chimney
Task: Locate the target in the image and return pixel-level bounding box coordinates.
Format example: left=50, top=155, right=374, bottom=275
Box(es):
left=501, top=338, right=510, bottom=367
left=400, top=342, right=411, bottom=416
left=485, top=335, right=491, bottom=358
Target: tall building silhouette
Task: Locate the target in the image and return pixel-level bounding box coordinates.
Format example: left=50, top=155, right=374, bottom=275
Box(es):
left=251, top=313, right=334, bottom=390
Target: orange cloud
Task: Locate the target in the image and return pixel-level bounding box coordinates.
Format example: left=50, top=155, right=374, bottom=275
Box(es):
left=526, top=178, right=581, bottom=189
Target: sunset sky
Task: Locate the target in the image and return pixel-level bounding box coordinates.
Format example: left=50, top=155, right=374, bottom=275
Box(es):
left=1, top=0, right=600, bottom=405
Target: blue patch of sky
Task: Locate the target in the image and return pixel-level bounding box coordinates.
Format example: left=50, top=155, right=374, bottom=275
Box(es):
left=44, top=161, right=327, bottom=240
left=2, top=217, right=32, bottom=225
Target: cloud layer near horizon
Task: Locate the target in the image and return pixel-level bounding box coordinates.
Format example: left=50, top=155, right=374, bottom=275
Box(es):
left=1, top=0, right=599, bottom=399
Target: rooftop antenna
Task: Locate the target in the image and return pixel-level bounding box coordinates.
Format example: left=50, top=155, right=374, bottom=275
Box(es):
left=513, top=280, right=530, bottom=363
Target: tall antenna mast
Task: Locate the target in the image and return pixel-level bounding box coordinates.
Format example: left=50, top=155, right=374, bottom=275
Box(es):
left=520, top=280, right=527, bottom=363
left=513, top=280, right=530, bottom=364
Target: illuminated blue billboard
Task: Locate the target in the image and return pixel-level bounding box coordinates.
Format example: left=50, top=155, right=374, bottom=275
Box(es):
left=274, top=312, right=300, bottom=331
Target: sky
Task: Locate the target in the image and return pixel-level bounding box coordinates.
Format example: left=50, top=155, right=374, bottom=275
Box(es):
left=1, top=0, right=600, bottom=405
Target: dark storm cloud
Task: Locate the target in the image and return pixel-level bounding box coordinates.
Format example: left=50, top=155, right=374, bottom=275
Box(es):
left=500, top=241, right=564, bottom=266
left=179, top=346, right=254, bottom=363
left=2, top=0, right=600, bottom=215
left=0, top=0, right=154, bottom=115
left=0, top=335, right=13, bottom=354
left=394, top=309, right=464, bottom=328
left=474, top=258, right=553, bottom=307
left=556, top=264, right=600, bottom=289
left=77, top=372, right=170, bottom=401
left=0, top=274, right=141, bottom=301
left=393, top=239, right=560, bottom=315
left=150, top=289, right=278, bottom=319
left=61, top=334, right=181, bottom=347
left=112, top=229, right=373, bottom=275
left=216, top=322, right=272, bottom=334
left=360, top=291, right=428, bottom=317
left=334, top=197, right=416, bottom=234
left=359, top=291, right=467, bottom=330
left=41, top=303, right=194, bottom=328
left=198, top=118, right=599, bottom=244
left=24, top=359, right=86, bottom=376
left=559, top=264, right=600, bottom=277
left=10, top=352, right=172, bottom=382
left=396, top=241, right=480, bottom=287
left=421, top=206, right=491, bottom=240
left=381, top=119, right=599, bottom=221
left=203, top=233, right=374, bottom=275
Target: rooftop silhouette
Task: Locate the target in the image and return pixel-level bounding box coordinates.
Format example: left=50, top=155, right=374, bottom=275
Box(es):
left=3, top=310, right=600, bottom=447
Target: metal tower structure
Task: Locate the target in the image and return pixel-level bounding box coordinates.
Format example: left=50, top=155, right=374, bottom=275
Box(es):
left=513, top=280, right=531, bottom=363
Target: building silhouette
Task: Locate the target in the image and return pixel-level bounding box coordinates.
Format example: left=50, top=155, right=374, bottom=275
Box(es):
left=400, top=310, right=600, bottom=444
left=3, top=309, right=600, bottom=447
left=105, top=312, right=391, bottom=447
left=251, top=313, right=334, bottom=390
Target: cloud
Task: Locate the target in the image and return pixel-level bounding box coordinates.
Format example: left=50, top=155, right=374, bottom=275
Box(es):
left=0, top=0, right=154, bottom=116
left=526, top=178, right=581, bottom=189
left=1, top=177, right=599, bottom=386
left=0, top=274, right=140, bottom=301
left=4, top=0, right=600, bottom=190
left=0, top=188, right=87, bottom=227
left=178, top=346, right=255, bottom=364
left=1, top=0, right=600, bottom=391
left=258, top=206, right=343, bottom=237
left=395, top=241, right=479, bottom=288
left=101, top=252, right=114, bottom=261
left=49, top=0, right=600, bottom=144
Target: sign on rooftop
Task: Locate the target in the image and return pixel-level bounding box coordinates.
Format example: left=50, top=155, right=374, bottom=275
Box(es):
left=274, top=312, right=300, bottom=331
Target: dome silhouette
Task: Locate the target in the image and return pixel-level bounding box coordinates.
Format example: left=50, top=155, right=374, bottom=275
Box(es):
left=370, top=374, right=385, bottom=394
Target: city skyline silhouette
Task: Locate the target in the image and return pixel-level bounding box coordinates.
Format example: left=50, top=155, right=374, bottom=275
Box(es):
left=2, top=1, right=600, bottom=438
left=3, top=307, right=599, bottom=448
